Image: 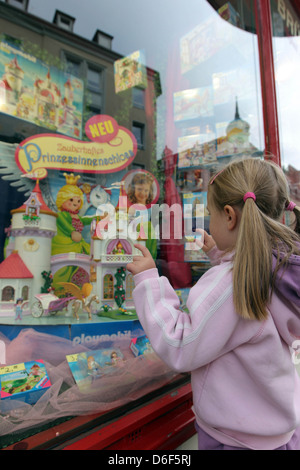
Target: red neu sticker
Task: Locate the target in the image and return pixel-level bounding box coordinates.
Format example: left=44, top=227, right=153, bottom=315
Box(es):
left=85, top=115, right=119, bottom=143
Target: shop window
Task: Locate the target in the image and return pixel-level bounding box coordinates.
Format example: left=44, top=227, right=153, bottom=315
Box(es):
left=1, top=286, right=14, bottom=301
left=271, top=0, right=300, bottom=174
left=103, top=274, right=114, bottom=300
left=132, top=122, right=145, bottom=149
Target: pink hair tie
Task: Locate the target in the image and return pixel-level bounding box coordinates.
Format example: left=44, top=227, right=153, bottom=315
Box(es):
left=286, top=201, right=296, bottom=211
left=243, top=192, right=256, bottom=203
left=210, top=168, right=225, bottom=184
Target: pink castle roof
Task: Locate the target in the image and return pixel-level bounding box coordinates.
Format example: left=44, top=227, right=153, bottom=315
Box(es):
left=11, top=181, right=57, bottom=217
left=0, top=251, right=33, bottom=279
left=0, top=79, right=12, bottom=90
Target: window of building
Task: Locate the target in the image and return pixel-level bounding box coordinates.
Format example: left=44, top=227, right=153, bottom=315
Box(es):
left=92, top=30, right=113, bottom=50
left=53, top=10, right=75, bottom=32
left=63, top=53, right=104, bottom=122
left=65, top=57, right=82, bottom=77
left=21, top=285, right=29, bottom=301
left=1, top=285, right=14, bottom=301
left=126, top=274, right=134, bottom=300
left=103, top=274, right=114, bottom=300
left=86, top=66, right=103, bottom=117
left=132, top=87, right=145, bottom=109
left=5, top=0, right=29, bottom=11
left=132, top=122, right=145, bottom=149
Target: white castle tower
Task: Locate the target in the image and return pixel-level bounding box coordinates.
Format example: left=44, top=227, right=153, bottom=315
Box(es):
left=9, top=180, right=57, bottom=302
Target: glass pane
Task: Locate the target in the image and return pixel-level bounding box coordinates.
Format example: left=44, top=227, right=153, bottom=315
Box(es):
left=132, top=87, right=145, bottom=108
left=0, top=1, right=264, bottom=301
left=87, top=67, right=102, bottom=90
left=132, top=123, right=144, bottom=148
left=271, top=0, right=300, bottom=174
left=65, top=58, right=81, bottom=77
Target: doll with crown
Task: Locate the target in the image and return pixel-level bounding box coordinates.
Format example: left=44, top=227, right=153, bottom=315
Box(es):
left=51, top=173, right=95, bottom=293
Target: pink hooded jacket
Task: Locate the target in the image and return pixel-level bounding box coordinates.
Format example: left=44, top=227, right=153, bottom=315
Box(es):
left=132, top=246, right=300, bottom=450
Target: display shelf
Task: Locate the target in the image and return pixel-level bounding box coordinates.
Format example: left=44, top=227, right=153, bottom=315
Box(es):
left=1, top=376, right=195, bottom=450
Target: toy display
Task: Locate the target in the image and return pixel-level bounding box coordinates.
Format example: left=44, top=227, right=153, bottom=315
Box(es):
left=30, top=292, right=76, bottom=318
left=0, top=359, right=51, bottom=405
left=66, top=348, right=125, bottom=392
left=0, top=170, right=149, bottom=321
left=130, top=335, right=153, bottom=357
left=58, top=282, right=99, bottom=320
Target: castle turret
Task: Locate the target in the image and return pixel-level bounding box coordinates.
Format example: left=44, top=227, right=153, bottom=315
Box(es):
left=10, top=181, right=57, bottom=301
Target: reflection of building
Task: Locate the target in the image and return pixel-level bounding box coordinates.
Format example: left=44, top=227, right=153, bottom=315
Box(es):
left=216, top=100, right=260, bottom=160
left=285, top=165, right=300, bottom=206
left=0, top=1, right=161, bottom=262
left=177, top=100, right=262, bottom=169
left=0, top=2, right=161, bottom=171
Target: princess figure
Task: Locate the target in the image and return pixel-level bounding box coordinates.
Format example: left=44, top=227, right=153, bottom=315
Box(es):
left=51, top=173, right=94, bottom=291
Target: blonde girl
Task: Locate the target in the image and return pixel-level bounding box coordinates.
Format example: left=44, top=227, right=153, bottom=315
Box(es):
left=127, top=157, right=300, bottom=450
left=127, top=173, right=154, bottom=206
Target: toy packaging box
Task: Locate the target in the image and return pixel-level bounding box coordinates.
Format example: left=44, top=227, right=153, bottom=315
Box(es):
left=0, top=360, right=51, bottom=405
left=130, top=335, right=153, bottom=357
left=66, top=348, right=125, bottom=392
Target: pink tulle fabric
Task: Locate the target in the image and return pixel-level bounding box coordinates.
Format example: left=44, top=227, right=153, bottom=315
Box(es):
left=0, top=328, right=178, bottom=439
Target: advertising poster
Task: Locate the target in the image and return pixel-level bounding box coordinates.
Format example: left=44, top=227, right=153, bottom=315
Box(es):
left=173, top=86, right=214, bottom=123
left=114, top=50, right=147, bottom=93
left=0, top=40, right=84, bottom=138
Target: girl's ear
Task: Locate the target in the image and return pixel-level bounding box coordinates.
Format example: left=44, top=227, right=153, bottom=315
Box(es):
left=223, top=205, right=238, bottom=230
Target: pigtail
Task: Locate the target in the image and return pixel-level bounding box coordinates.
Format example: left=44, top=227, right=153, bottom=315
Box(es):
left=233, top=197, right=272, bottom=321
left=292, top=205, right=300, bottom=234
left=209, top=157, right=300, bottom=322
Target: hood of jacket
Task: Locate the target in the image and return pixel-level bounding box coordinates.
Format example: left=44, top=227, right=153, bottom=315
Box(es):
left=271, top=247, right=300, bottom=347
left=272, top=249, right=300, bottom=308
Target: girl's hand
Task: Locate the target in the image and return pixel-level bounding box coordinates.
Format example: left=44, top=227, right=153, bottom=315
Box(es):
left=126, top=243, right=156, bottom=275
left=195, top=229, right=216, bottom=252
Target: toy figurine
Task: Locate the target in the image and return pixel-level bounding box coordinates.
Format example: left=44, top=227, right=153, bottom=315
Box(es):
left=51, top=173, right=95, bottom=292
left=59, top=282, right=99, bottom=320
left=15, top=298, right=23, bottom=321
left=86, top=355, right=102, bottom=377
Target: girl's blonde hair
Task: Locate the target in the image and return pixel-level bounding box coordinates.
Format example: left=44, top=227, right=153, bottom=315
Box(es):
left=209, top=157, right=300, bottom=321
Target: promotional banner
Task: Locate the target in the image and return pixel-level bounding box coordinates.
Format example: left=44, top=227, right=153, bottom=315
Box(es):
left=15, top=115, right=137, bottom=177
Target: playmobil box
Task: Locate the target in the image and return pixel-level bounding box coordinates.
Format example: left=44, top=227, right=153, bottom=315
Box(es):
left=0, top=360, right=51, bottom=405
left=130, top=334, right=153, bottom=357
left=66, top=348, right=125, bottom=393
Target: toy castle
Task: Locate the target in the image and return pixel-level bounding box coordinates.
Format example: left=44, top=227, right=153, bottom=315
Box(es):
left=0, top=177, right=145, bottom=318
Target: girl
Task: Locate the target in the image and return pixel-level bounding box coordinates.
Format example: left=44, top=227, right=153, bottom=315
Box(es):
left=126, top=158, right=300, bottom=450
left=127, top=173, right=154, bottom=207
